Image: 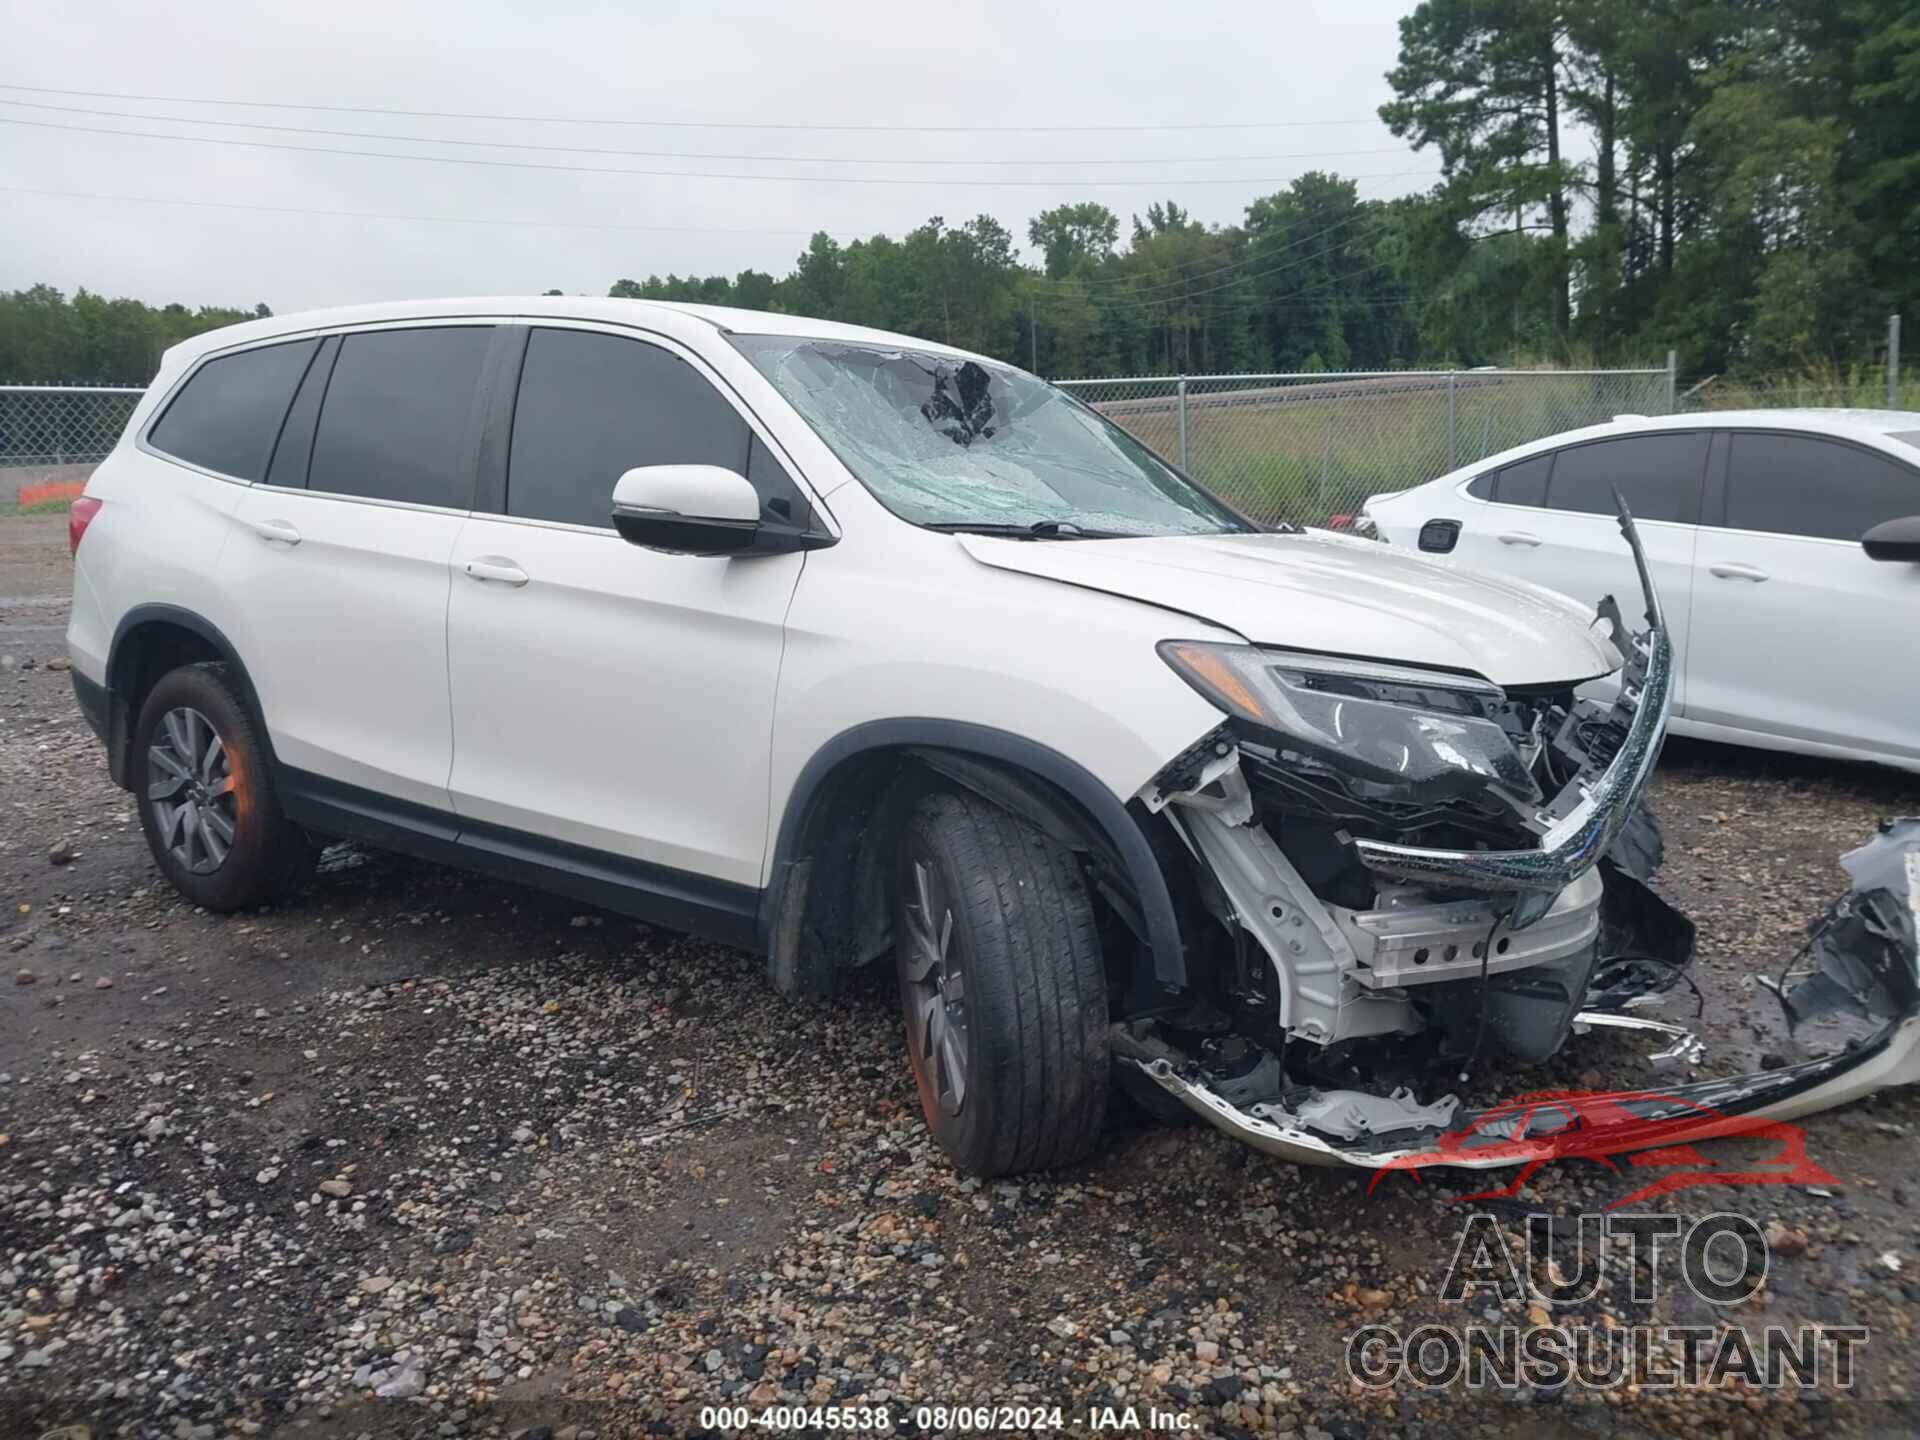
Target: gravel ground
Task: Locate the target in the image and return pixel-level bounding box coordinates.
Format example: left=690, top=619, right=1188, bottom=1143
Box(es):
left=5, top=510, right=1920, bottom=1439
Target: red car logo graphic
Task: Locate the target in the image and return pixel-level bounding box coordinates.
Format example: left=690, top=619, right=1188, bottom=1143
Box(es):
left=1366, top=1088, right=1837, bottom=1208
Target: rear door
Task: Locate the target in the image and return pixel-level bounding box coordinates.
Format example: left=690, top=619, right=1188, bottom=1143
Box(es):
left=1685, top=430, right=1920, bottom=762
left=1447, top=431, right=1708, bottom=704
left=220, top=324, right=496, bottom=808
left=444, top=324, right=809, bottom=886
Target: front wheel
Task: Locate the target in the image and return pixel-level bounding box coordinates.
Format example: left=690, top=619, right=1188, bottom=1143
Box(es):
left=131, top=662, right=315, bottom=911
left=893, top=789, right=1110, bottom=1176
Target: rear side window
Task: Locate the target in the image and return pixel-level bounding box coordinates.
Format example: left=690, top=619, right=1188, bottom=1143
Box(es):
left=507, top=327, right=803, bottom=528
left=1723, top=433, right=1919, bottom=541
left=1493, top=452, right=1552, bottom=507
left=147, top=339, right=319, bottom=481
left=307, top=327, right=492, bottom=508
left=1545, top=433, right=1707, bottom=524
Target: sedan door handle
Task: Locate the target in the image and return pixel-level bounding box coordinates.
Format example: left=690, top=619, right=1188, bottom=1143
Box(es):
left=463, top=556, right=530, bottom=587
left=1496, top=530, right=1543, bottom=547
left=245, top=518, right=301, bottom=546
left=1708, top=561, right=1769, bottom=582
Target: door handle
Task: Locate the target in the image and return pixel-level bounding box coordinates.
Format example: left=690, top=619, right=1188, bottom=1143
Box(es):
left=1496, top=531, right=1542, bottom=547
left=1708, top=561, right=1769, bottom=582
left=245, top=518, right=301, bottom=546
left=463, top=557, right=529, bottom=587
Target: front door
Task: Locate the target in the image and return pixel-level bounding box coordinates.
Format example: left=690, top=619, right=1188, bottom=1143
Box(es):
left=1685, top=429, right=1920, bottom=763
left=444, top=325, right=810, bottom=886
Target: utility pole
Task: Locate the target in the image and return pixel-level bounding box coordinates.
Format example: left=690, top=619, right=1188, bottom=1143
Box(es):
left=1890, top=313, right=1902, bottom=409
left=1029, top=294, right=1039, bottom=374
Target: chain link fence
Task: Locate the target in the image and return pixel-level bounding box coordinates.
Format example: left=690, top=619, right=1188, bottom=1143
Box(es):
left=1, top=385, right=145, bottom=465
left=1059, top=366, right=1675, bottom=526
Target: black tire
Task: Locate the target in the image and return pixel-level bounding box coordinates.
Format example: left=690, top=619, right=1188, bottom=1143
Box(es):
left=893, top=789, right=1109, bottom=1176
left=131, top=662, right=315, bottom=911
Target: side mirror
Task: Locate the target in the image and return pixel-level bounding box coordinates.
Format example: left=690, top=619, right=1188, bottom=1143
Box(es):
left=1861, top=515, right=1920, bottom=563
left=610, top=465, right=832, bottom=557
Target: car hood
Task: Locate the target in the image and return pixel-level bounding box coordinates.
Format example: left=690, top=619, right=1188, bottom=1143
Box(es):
left=957, top=530, right=1620, bottom=687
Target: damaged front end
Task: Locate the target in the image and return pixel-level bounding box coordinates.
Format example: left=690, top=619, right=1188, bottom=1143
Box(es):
left=1117, top=508, right=1920, bottom=1170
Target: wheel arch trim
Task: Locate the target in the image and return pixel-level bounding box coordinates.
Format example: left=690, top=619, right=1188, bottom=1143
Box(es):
left=761, top=718, right=1188, bottom=991
left=104, top=604, right=272, bottom=786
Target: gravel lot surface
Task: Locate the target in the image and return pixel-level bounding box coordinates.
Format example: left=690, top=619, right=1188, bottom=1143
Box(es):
left=4, top=511, right=1920, bottom=1439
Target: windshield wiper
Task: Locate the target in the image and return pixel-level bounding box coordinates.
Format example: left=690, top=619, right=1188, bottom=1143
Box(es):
left=923, top=520, right=1139, bottom=540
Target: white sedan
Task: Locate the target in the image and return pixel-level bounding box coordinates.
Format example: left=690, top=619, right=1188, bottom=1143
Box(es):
left=1362, top=409, right=1920, bottom=772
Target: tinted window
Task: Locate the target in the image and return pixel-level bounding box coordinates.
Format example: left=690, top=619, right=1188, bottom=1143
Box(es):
left=507, top=328, right=806, bottom=528
left=308, top=327, right=492, bottom=508
left=1724, top=433, right=1919, bottom=541
left=263, top=337, right=337, bottom=489
left=1465, top=472, right=1495, bottom=500
left=1545, top=433, right=1707, bottom=523
left=148, top=339, right=318, bottom=480
left=1494, top=453, right=1551, bottom=507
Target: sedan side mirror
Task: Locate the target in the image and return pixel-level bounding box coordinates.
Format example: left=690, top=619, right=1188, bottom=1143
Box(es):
left=610, top=464, right=832, bottom=557
left=1861, top=515, right=1920, bottom=563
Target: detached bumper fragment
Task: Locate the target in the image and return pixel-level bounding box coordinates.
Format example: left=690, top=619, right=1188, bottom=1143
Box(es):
left=1118, top=819, right=1920, bottom=1172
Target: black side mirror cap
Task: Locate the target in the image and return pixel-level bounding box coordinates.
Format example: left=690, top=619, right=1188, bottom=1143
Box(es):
left=1861, top=514, right=1920, bottom=563
left=612, top=510, right=836, bottom=557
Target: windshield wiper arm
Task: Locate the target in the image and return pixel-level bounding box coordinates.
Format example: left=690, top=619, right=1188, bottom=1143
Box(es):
left=923, top=520, right=1137, bottom=540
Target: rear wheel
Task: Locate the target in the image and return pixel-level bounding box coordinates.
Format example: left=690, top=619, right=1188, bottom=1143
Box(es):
left=132, top=662, right=315, bottom=911
left=893, top=789, right=1109, bottom=1176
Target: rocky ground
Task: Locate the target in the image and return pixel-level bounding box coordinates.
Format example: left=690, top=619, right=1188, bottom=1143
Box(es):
left=4, top=509, right=1920, bottom=1439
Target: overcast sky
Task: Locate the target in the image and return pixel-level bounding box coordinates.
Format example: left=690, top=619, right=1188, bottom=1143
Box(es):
left=1, top=0, right=1437, bottom=313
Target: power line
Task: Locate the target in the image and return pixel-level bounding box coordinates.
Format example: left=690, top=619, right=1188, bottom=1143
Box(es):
left=0, top=115, right=1438, bottom=189
left=1038, top=213, right=1399, bottom=308
left=0, top=184, right=855, bottom=238
left=1035, top=234, right=1401, bottom=313
left=0, top=82, right=1387, bottom=134
left=0, top=99, right=1411, bottom=169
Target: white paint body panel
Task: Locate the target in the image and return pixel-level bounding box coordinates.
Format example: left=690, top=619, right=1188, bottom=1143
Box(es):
left=218, top=488, right=464, bottom=809
left=445, top=515, right=801, bottom=885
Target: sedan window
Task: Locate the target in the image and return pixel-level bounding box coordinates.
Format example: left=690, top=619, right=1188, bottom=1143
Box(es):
left=1544, top=433, right=1707, bottom=523
left=1493, top=452, right=1552, bottom=507
left=1722, top=433, right=1918, bottom=542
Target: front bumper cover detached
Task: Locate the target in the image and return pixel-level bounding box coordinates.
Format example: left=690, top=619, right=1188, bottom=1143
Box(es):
left=1118, top=816, right=1920, bottom=1173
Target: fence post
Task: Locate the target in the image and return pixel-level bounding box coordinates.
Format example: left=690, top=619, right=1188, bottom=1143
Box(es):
left=1319, top=412, right=1331, bottom=519
left=1446, top=371, right=1458, bottom=471
left=1176, top=376, right=1190, bottom=471
left=1665, top=350, right=1677, bottom=413
left=1889, top=314, right=1902, bottom=409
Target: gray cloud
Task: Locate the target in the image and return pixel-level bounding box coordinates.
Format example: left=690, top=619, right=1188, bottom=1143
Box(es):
left=0, top=0, right=1434, bottom=311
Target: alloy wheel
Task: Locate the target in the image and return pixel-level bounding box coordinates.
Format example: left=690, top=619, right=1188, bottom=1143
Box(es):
left=902, top=857, right=970, bottom=1116
left=145, top=706, right=238, bottom=875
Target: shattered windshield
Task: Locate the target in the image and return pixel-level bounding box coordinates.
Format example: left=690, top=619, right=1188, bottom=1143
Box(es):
left=731, top=337, right=1252, bottom=537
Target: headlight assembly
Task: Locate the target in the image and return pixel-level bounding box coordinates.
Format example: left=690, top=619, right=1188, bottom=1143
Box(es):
left=1157, top=640, right=1540, bottom=804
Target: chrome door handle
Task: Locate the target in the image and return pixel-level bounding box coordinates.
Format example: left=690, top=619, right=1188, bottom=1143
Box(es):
left=246, top=518, right=301, bottom=545
left=1708, top=561, right=1769, bottom=582
left=464, top=557, right=529, bottom=587
left=1496, top=531, right=1542, bottom=547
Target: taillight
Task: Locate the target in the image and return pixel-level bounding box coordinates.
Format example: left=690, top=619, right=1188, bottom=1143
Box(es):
left=69, top=496, right=104, bottom=557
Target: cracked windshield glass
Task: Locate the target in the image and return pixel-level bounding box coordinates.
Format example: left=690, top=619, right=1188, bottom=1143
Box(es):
left=732, top=337, right=1252, bottom=537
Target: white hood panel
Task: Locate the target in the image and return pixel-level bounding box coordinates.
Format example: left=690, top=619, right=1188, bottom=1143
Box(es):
left=958, top=530, right=1621, bottom=687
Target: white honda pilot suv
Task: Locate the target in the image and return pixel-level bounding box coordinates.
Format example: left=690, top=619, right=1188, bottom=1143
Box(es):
left=68, top=297, right=1690, bottom=1178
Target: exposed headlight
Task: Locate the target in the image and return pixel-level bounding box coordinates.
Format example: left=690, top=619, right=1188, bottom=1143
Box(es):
left=1157, top=640, right=1540, bottom=803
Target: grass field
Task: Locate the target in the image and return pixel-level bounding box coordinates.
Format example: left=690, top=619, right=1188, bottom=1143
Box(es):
left=1089, top=370, right=1671, bottom=524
